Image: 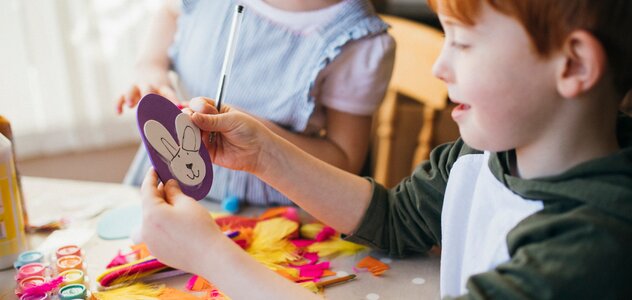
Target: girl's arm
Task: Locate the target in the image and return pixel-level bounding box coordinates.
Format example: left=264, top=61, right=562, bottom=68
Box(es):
left=117, top=0, right=181, bottom=113
left=258, top=109, right=371, bottom=174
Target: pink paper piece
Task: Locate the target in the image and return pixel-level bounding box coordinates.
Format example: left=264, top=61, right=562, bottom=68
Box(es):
left=303, top=252, right=319, bottom=264
left=282, top=207, right=299, bottom=222
left=106, top=250, right=139, bottom=268
left=291, top=239, right=315, bottom=248
left=186, top=275, right=199, bottom=291
left=315, top=226, right=336, bottom=242
left=295, top=262, right=330, bottom=278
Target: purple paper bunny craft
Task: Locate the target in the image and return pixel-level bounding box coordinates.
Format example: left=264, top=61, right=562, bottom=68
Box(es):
left=137, top=94, right=213, bottom=200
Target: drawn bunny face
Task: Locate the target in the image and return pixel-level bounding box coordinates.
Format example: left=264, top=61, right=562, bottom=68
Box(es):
left=143, top=113, right=206, bottom=186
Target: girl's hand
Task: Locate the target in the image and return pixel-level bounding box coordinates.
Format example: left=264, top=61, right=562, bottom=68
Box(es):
left=140, top=169, right=223, bottom=274
left=116, top=84, right=179, bottom=114
left=188, top=97, right=277, bottom=175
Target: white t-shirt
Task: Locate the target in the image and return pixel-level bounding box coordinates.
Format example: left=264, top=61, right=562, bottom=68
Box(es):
left=241, top=0, right=396, bottom=133
left=441, top=152, right=544, bottom=297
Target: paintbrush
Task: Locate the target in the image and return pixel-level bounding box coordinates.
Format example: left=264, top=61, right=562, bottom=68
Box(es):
left=315, top=274, right=357, bottom=289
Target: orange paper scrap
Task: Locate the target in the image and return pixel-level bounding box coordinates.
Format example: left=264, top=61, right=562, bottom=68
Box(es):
left=356, top=255, right=390, bottom=276
left=159, top=287, right=206, bottom=300
left=131, top=243, right=152, bottom=259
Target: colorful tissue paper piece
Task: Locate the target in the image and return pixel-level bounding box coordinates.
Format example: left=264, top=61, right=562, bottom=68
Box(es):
left=185, top=276, right=230, bottom=300
left=98, top=206, right=366, bottom=296
left=300, top=223, right=326, bottom=239
left=214, top=215, right=258, bottom=229
left=257, top=206, right=299, bottom=222
left=159, top=287, right=206, bottom=300
left=314, top=226, right=336, bottom=242
left=356, top=255, right=390, bottom=276
left=97, top=256, right=168, bottom=287
left=131, top=243, right=152, bottom=259
left=307, top=237, right=367, bottom=257
left=92, top=282, right=165, bottom=300
left=186, top=275, right=215, bottom=291
left=106, top=249, right=140, bottom=268
left=293, top=262, right=330, bottom=278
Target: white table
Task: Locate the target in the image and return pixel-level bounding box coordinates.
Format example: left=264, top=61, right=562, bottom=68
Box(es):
left=1, top=177, right=440, bottom=299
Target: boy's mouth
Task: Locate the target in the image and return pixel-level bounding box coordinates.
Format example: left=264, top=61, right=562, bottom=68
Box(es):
left=451, top=103, right=471, bottom=121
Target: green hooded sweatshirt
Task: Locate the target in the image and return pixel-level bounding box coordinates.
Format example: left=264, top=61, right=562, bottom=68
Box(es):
left=346, top=114, right=632, bottom=299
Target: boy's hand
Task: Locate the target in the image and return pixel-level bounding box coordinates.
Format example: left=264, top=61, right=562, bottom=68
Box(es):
left=140, top=169, right=223, bottom=274
left=188, top=97, right=276, bottom=175
left=116, top=83, right=180, bottom=114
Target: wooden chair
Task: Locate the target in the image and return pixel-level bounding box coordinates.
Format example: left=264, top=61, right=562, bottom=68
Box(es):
left=372, top=15, right=450, bottom=187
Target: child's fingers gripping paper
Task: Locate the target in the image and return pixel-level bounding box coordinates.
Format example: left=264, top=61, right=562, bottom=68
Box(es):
left=189, top=97, right=218, bottom=114
left=163, top=179, right=195, bottom=207
left=140, top=168, right=169, bottom=208
left=191, top=111, right=227, bottom=132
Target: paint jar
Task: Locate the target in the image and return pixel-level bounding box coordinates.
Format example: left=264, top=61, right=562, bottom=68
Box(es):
left=59, top=269, right=85, bottom=287
left=20, top=293, right=50, bottom=300
left=58, top=283, right=87, bottom=300
left=13, top=250, right=44, bottom=269
left=56, top=255, right=83, bottom=274
left=56, top=245, right=82, bottom=259
left=17, top=275, right=47, bottom=295
left=0, top=133, right=27, bottom=269
left=15, top=262, right=48, bottom=281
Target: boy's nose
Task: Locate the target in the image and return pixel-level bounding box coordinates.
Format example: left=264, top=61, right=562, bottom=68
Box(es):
left=432, top=50, right=451, bottom=83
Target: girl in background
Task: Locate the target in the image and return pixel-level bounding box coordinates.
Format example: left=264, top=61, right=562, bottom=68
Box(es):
left=117, top=0, right=395, bottom=206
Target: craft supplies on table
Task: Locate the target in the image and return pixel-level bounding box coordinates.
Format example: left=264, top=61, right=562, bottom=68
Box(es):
left=55, top=245, right=82, bottom=259
left=19, top=292, right=50, bottom=300
left=12, top=244, right=89, bottom=299
left=59, top=269, right=85, bottom=287
left=15, top=263, right=48, bottom=281
left=17, top=276, right=46, bottom=294
left=13, top=251, right=44, bottom=269
left=56, top=255, right=84, bottom=274
left=58, top=283, right=87, bottom=299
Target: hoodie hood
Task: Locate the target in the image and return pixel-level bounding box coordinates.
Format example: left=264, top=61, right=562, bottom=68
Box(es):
left=490, top=113, right=632, bottom=221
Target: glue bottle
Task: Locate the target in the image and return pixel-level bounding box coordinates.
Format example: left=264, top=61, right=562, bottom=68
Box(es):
left=0, top=115, right=28, bottom=230
left=0, top=132, right=27, bottom=269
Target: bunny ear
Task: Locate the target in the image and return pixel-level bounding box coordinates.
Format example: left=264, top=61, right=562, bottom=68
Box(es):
left=175, top=113, right=201, bottom=151
left=144, top=120, right=179, bottom=161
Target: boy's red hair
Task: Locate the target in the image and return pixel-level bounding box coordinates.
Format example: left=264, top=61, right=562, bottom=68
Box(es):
left=427, top=0, right=632, bottom=96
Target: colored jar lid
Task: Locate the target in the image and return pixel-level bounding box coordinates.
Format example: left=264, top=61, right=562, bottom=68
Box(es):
left=16, top=263, right=47, bottom=280
left=20, top=293, right=49, bottom=300
left=56, top=255, right=83, bottom=273
left=19, top=275, right=47, bottom=291
left=14, top=251, right=44, bottom=269
left=59, top=269, right=84, bottom=286
left=58, top=283, right=87, bottom=300
left=56, top=245, right=82, bottom=258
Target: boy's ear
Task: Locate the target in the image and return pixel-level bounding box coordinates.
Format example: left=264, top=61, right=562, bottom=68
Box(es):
left=556, top=30, right=607, bottom=98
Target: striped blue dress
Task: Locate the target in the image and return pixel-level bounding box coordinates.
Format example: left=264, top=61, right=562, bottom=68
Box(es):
left=125, top=0, right=389, bottom=205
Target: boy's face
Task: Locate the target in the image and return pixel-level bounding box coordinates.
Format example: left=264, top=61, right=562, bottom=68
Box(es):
left=433, top=2, right=561, bottom=152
